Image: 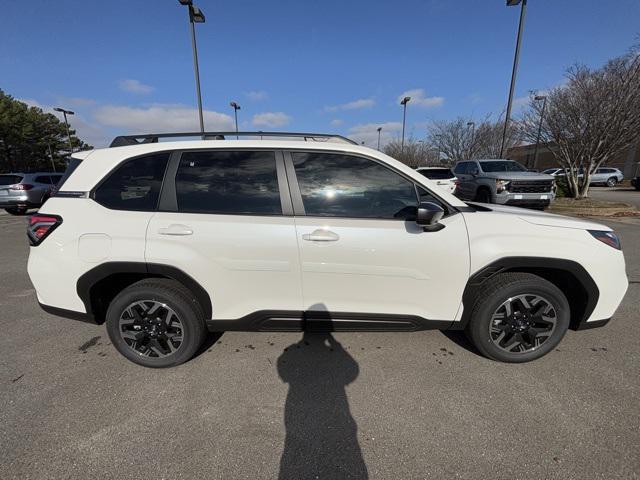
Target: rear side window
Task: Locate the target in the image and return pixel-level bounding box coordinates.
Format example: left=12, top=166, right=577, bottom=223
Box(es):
left=0, top=175, right=23, bottom=185
left=175, top=150, right=281, bottom=215
left=94, top=153, right=169, bottom=211
left=35, top=176, right=53, bottom=184
left=50, top=174, right=62, bottom=184
left=418, top=168, right=453, bottom=180
left=292, top=152, right=418, bottom=219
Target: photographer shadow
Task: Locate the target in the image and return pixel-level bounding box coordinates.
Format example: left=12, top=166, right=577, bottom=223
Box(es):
left=277, top=329, right=368, bottom=480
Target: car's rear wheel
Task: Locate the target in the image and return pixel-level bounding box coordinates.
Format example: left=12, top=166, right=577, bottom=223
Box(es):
left=5, top=207, right=27, bottom=215
left=465, top=272, right=570, bottom=363
left=606, top=177, right=618, bottom=187
left=106, top=279, right=207, bottom=368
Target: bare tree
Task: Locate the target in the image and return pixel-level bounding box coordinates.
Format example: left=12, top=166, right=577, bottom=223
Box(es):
left=425, top=116, right=519, bottom=163
left=520, top=47, right=640, bottom=198
left=383, top=137, right=439, bottom=168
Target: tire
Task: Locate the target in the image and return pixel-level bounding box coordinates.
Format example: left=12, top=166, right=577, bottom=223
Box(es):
left=606, top=177, right=618, bottom=187
left=465, top=272, right=570, bottom=363
left=5, top=207, right=27, bottom=215
left=475, top=189, right=492, bottom=203
left=105, top=278, right=207, bottom=368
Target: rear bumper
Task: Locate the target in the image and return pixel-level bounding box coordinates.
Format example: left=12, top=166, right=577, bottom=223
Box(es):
left=0, top=193, right=42, bottom=208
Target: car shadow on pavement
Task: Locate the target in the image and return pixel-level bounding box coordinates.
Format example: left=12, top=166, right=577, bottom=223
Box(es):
left=277, top=331, right=368, bottom=480
left=440, top=330, right=482, bottom=357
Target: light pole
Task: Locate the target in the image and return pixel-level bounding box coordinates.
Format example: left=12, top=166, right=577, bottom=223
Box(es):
left=500, top=0, right=528, bottom=158
left=532, top=95, right=547, bottom=169
left=178, top=0, right=206, bottom=138
left=400, top=96, right=411, bottom=153
left=53, top=107, right=74, bottom=154
left=435, top=134, right=443, bottom=162
left=230, top=102, right=241, bottom=139
left=467, top=122, right=475, bottom=159
left=376, top=127, right=382, bottom=150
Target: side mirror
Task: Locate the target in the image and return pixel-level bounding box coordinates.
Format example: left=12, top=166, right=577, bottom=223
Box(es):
left=416, top=202, right=445, bottom=231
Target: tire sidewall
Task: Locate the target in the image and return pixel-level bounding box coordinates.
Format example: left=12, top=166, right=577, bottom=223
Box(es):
left=106, top=284, right=203, bottom=368
left=469, top=280, right=570, bottom=363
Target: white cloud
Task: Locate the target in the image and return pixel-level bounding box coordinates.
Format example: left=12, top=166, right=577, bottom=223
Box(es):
left=348, top=122, right=402, bottom=147
left=252, top=112, right=291, bottom=128
left=94, top=104, right=234, bottom=132
left=330, top=119, right=344, bottom=127
left=245, top=90, right=268, bottom=101
left=324, top=98, right=375, bottom=112
left=118, top=79, right=154, bottom=94
left=397, top=89, right=444, bottom=108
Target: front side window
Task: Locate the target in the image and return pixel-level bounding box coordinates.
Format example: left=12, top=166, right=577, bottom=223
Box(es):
left=292, top=152, right=418, bottom=219
left=453, top=163, right=468, bottom=175
left=175, top=150, right=281, bottom=215
left=94, top=153, right=169, bottom=211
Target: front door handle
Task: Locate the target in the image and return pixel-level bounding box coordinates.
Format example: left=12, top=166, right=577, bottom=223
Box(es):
left=302, top=229, right=340, bottom=242
left=158, top=224, right=193, bottom=236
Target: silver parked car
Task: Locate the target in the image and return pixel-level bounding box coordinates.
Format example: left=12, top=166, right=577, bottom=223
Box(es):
left=0, top=172, right=62, bottom=215
left=542, top=167, right=624, bottom=187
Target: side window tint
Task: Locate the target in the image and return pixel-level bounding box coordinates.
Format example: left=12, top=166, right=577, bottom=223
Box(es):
left=292, top=152, right=418, bottom=219
left=35, top=176, right=52, bottom=184
left=175, top=150, right=281, bottom=215
left=454, top=163, right=467, bottom=174
left=94, top=153, right=169, bottom=211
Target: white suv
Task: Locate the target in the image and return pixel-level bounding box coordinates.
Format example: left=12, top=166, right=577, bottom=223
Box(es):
left=27, top=132, right=628, bottom=368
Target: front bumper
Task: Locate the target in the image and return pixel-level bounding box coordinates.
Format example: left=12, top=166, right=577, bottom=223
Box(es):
left=495, top=191, right=555, bottom=208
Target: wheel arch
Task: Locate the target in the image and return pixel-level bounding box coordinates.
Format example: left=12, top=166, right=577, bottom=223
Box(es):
left=76, top=262, right=213, bottom=324
left=459, top=257, right=599, bottom=331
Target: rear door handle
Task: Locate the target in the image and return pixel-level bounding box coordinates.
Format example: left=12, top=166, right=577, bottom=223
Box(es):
left=302, top=229, right=340, bottom=242
left=158, top=224, right=193, bottom=236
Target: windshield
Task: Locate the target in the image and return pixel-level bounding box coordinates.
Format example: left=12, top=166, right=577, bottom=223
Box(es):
left=0, top=175, right=23, bottom=186
left=480, top=161, right=528, bottom=173
left=418, top=168, right=454, bottom=180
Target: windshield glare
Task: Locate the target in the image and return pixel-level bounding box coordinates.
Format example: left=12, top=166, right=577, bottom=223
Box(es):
left=480, top=161, right=527, bottom=173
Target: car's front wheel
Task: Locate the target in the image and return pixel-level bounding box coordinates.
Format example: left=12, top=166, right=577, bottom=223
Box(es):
left=606, top=177, right=618, bottom=187
left=106, top=279, right=207, bottom=368
left=465, top=272, right=570, bottom=363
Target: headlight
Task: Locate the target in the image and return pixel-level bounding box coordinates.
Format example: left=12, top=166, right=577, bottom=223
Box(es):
left=496, top=179, right=511, bottom=193
left=588, top=230, right=622, bottom=250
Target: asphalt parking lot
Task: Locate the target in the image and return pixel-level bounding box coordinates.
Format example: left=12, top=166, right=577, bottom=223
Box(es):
left=1, top=213, right=639, bottom=480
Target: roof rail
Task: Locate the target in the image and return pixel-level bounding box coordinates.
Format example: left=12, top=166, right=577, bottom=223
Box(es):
left=109, top=131, right=357, bottom=148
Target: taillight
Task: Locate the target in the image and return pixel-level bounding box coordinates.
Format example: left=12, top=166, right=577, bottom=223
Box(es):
left=11, top=183, right=34, bottom=190
left=27, top=214, right=62, bottom=246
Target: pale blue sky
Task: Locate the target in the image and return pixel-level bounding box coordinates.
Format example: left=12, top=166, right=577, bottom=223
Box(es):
left=1, top=0, right=638, bottom=147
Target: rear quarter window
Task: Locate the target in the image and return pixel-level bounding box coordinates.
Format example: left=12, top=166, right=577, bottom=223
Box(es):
left=0, top=175, right=23, bottom=185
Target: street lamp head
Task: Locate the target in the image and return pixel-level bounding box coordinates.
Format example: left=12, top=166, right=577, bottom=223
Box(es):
left=190, top=5, right=205, bottom=23
left=466, top=122, right=475, bottom=127
left=54, top=107, right=74, bottom=115
left=178, top=0, right=192, bottom=5
left=400, top=96, right=411, bottom=105
left=377, top=127, right=382, bottom=132
left=230, top=102, right=240, bottom=110
left=534, top=95, right=547, bottom=101
left=506, top=0, right=522, bottom=6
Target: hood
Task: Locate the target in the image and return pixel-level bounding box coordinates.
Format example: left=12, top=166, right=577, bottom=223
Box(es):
left=481, top=171, right=554, bottom=181
left=467, top=202, right=611, bottom=231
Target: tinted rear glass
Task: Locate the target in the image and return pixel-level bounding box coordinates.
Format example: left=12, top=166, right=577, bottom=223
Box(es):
left=418, top=168, right=453, bottom=180
left=94, top=153, right=169, bottom=211
left=175, top=150, right=281, bottom=215
left=0, top=175, right=23, bottom=185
